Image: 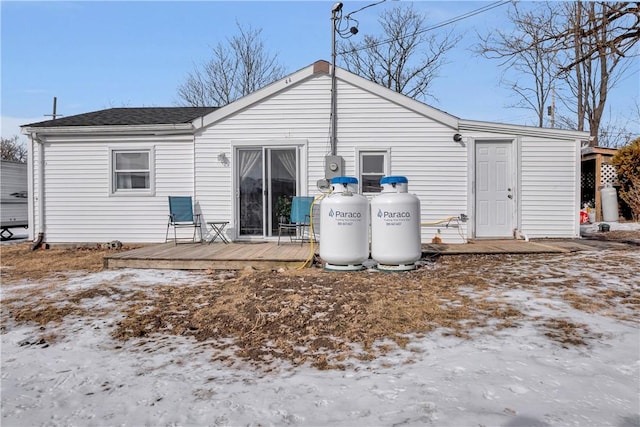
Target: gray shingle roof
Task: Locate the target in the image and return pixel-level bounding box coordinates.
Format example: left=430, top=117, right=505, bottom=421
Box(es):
left=23, top=107, right=218, bottom=128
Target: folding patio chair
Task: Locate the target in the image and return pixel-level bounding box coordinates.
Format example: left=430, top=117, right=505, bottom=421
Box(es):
left=165, top=196, right=202, bottom=244
left=277, top=196, right=315, bottom=245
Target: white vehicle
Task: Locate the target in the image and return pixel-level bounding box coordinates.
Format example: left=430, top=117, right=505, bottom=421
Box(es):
left=1, top=160, right=28, bottom=239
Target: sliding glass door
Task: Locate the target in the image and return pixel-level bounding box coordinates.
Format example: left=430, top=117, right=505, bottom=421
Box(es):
left=238, top=148, right=263, bottom=236
left=237, top=147, right=298, bottom=238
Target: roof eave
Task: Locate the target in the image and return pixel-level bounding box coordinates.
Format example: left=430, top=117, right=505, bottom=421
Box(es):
left=459, top=119, right=590, bottom=141
left=21, top=123, right=194, bottom=136
left=581, top=146, right=618, bottom=156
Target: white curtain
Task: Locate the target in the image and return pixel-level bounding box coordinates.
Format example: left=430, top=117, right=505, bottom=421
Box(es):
left=239, top=150, right=261, bottom=179
left=278, top=150, right=296, bottom=179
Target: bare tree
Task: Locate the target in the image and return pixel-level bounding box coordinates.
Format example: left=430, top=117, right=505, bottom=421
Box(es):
left=476, top=3, right=561, bottom=127
left=554, top=2, right=639, bottom=71
left=338, top=4, right=461, bottom=102
left=597, top=120, right=637, bottom=148
left=177, top=23, right=286, bottom=107
left=1, top=136, right=27, bottom=163
left=555, top=2, right=637, bottom=146
left=476, top=2, right=637, bottom=146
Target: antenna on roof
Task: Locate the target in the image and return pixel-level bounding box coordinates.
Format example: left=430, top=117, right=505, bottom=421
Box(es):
left=44, top=97, right=64, bottom=120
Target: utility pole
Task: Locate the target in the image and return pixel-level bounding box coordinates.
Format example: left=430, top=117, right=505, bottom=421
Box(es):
left=330, top=3, right=342, bottom=156
left=330, top=2, right=359, bottom=155
left=547, top=88, right=555, bottom=128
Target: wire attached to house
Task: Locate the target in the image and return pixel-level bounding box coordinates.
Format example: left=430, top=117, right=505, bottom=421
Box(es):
left=345, top=0, right=387, bottom=20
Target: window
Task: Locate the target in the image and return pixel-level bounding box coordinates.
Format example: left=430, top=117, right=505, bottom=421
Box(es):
left=359, top=151, right=388, bottom=193
left=110, top=148, right=154, bottom=195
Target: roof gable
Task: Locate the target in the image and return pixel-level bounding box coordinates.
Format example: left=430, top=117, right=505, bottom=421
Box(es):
left=195, top=62, right=326, bottom=129
left=334, top=65, right=459, bottom=129
left=196, top=60, right=460, bottom=130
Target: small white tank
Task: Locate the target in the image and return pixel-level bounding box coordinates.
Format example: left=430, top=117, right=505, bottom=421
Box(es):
left=319, top=176, right=369, bottom=271
left=370, top=176, right=421, bottom=271
left=601, top=184, right=619, bottom=222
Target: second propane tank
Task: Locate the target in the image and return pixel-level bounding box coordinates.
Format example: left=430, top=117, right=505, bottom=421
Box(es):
left=370, top=176, right=421, bottom=271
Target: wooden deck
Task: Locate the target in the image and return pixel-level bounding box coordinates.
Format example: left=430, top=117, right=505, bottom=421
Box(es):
left=422, top=238, right=634, bottom=255
left=104, top=241, right=315, bottom=270
left=103, top=238, right=635, bottom=271
left=422, top=239, right=571, bottom=255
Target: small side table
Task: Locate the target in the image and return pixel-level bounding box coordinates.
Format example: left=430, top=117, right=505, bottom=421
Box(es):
left=206, top=221, right=230, bottom=244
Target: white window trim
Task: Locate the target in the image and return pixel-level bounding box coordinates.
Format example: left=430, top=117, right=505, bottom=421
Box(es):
left=109, top=146, right=156, bottom=196
left=356, top=148, right=391, bottom=195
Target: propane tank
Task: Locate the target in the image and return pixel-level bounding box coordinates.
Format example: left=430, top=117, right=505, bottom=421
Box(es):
left=370, top=176, right=421, bottom=271
left=601, top=184, right=619, bottom=222
left=319, top=177, right=369, bottom=271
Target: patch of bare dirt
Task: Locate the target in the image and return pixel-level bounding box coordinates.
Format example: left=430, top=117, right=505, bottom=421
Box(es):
left=2, top=244, right=638, bottom=369
left=111, top=266, right=524, bottom=369
left=582, top=222, right=640, bottom=242
left=594, top=229, right=640, bottom=241
left=537, top=317, right=604, bottom=348
left=0, top=243, right=127, bottom=281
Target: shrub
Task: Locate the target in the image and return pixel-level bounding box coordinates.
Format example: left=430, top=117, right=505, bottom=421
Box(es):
left=611, top=138, right=640, bottom=221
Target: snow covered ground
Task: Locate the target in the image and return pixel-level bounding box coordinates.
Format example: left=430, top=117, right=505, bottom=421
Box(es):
left=580, top=220, right=640, bottom=235
left=2, top=249, right=639, bottom=426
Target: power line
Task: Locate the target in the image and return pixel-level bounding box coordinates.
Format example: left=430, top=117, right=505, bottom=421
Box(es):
left=345, top=0, right=387, bottom=19
left=337, top=0, right=511, bottom=55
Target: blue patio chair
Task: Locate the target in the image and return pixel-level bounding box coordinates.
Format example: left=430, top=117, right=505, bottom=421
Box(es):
left=277, top=196, right=315, bottom=245
left=166, top=196, right=202, bottom=244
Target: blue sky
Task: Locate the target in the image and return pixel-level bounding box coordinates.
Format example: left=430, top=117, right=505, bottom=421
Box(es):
left=2, top=1, right=638, bottom=143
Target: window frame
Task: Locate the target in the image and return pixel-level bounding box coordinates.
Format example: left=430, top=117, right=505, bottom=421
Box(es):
left=357, top=148, right=390, bottom=194
left=109, top=147, right=155, bottom=196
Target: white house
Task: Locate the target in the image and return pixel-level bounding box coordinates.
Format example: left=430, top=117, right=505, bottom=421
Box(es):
left=22, top=60, right=589, bottom=245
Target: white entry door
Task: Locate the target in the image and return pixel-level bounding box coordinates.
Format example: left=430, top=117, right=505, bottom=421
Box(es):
left=475, top=141, right=514, bottom=238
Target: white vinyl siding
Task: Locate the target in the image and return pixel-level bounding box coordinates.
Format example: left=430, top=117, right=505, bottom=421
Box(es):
left=37, top=134, right=194, bottom=243
left=519, top=137, right=580, bottom=238
left=196, top=74, right=468, bottom=243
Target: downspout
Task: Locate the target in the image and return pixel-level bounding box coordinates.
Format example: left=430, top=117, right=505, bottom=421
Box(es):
left=192, top=130, right=203, bottom=242
left=513, top=136, right=527, bottom=242
left=31, top=133, right=45, bottom=250
left=514, top=228, right=529, bottom=242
